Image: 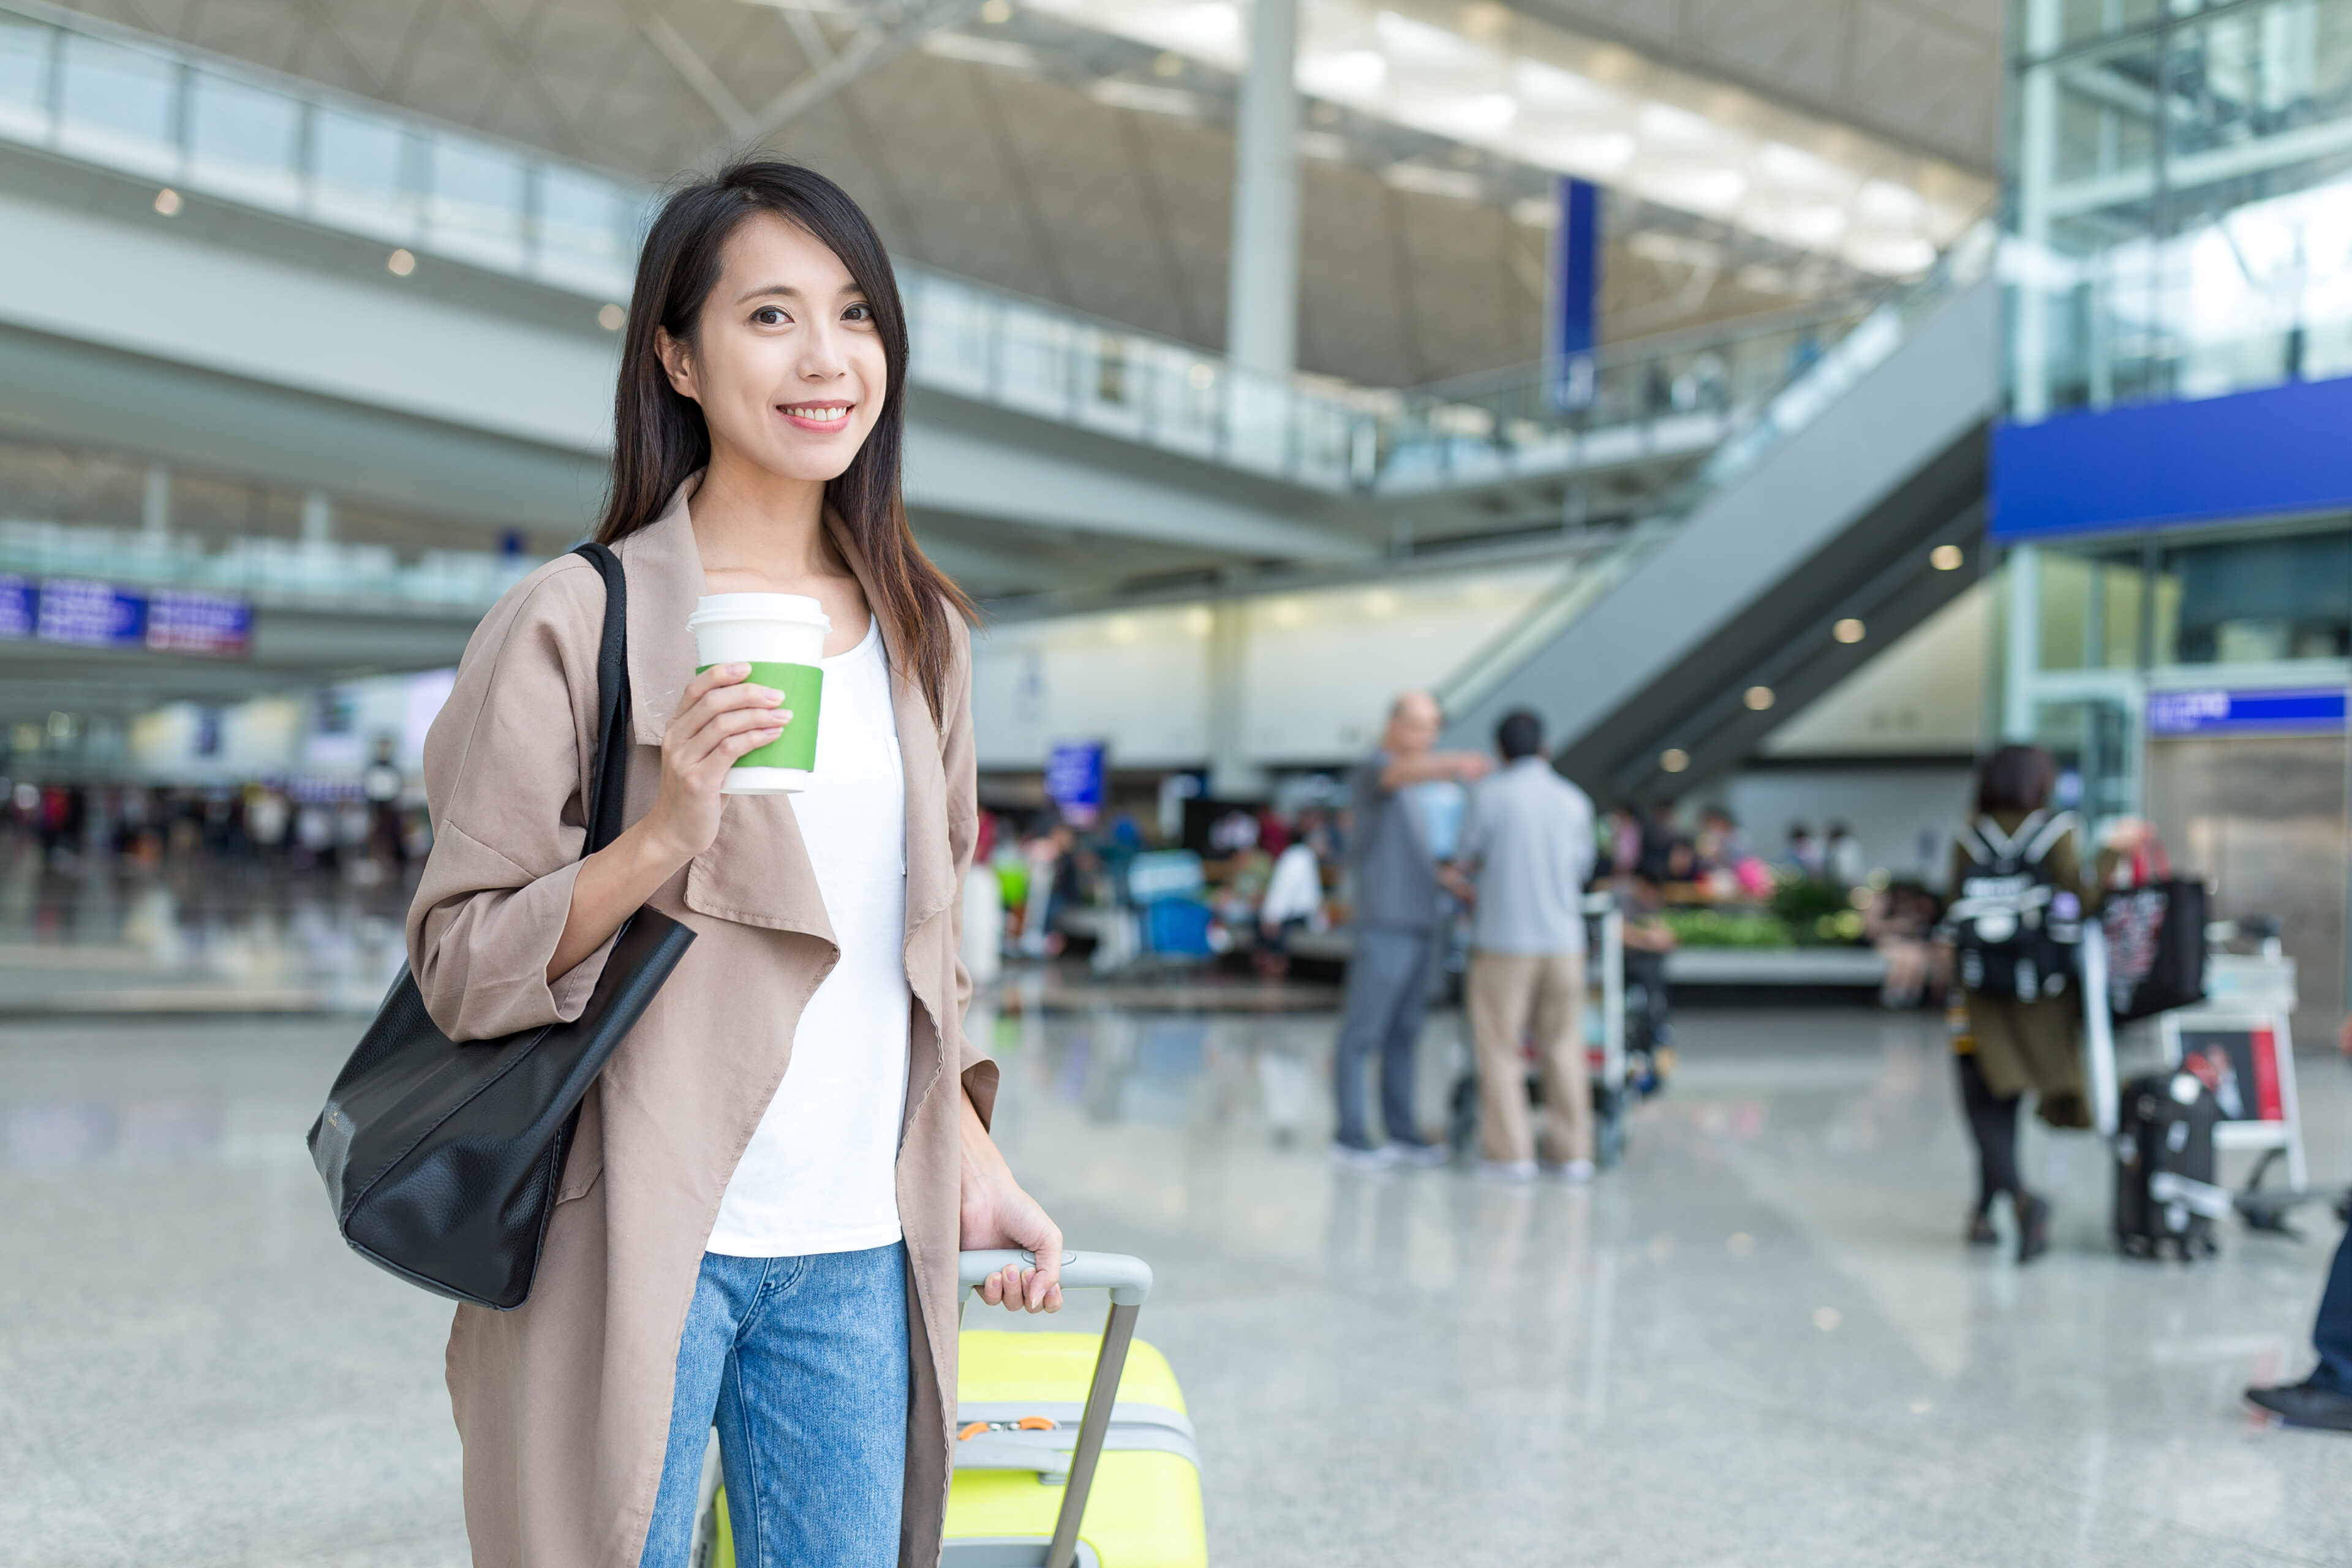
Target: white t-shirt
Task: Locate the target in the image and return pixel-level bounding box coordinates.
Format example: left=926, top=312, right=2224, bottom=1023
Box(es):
left=706, top=616, right=911, bottom=1257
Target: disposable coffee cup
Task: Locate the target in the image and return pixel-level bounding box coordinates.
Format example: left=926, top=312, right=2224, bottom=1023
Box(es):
left=685, top=593, right=831, bottom=794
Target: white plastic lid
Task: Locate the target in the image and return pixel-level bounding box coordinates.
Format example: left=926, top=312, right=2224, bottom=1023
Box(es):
left=686, top=592, right=831, bottom=630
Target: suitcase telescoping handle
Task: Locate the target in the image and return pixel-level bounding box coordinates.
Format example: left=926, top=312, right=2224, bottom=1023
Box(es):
left=958, top=1250, right=1153, bottom=1568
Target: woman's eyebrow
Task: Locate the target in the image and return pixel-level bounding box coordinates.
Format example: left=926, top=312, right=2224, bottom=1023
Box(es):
left=734, top=282, right=805, bottom=304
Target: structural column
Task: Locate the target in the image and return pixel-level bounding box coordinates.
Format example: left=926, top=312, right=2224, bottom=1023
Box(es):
left=1205, top=597, right=1264, bottom=797
left=1225, top=0, right=1300, bottom=458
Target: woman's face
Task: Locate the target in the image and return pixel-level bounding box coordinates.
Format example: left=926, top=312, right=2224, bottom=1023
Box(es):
left=657, top=211, right=888, bottom=483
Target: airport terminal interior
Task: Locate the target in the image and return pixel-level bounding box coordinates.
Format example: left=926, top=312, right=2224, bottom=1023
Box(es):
left=5, top=0, right=2352, bottom=1564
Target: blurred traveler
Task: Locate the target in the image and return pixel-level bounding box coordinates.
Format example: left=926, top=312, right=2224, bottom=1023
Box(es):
left=1945, top=745, right=2132, bottom=1262
left=402, top=162, right=1060, bottom=1568
left=1257, top=815, right=1328, bottom=977
left=1825, top=821, right=1866, bottom=888
left=1452, top=709, right=1597, bottom=1184
left=1605, top=802, right=1643, bottom=878
left=1695, top=805, right=1749, bottom=869
left=1331, top=689, right=1490, bottom=1170
left=363, top=734, right=409, bottom=869
left=2246, top=1213, right=2352, bottom=1433
left=961, top=810, right=1003, bottom=984
left=1785, top=821, right=1823, bottom=878
left=1617, top=870, right=1679, bottom=1091
left=1865, top=881, right=1947, bottom=1009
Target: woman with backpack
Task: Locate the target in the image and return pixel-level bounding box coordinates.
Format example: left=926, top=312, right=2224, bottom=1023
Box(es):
left=1945, top=746, right=2136, bottom=1262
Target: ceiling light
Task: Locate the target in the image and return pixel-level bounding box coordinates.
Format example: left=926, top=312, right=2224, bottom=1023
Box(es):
left=1153, top=49, right=1184, bottom=75
left=920, top=32, right=1038, bottom=66
left=1381, top=164, right=1484, bottom=200
left=1930, top=544, right=1964, bottom=571
left=1743, top=685, right=1775, bottom=710
left=1298, top=48, right=1384, bottom=97
left=981, top=0, right=1014, bottom=18
left=1660, top=747, right=1689, bottom=773
left=1088, top=78, right=1203, bottom=115
left=1833, top=618, right=1864, bottom=644
left=598, top=303, right=626, bottom=331
left=387, top=248, right=417, bottom=276
left=153, top=187, right=183, bottom=216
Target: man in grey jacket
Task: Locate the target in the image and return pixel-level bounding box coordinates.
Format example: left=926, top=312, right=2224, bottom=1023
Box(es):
left=1331, top=690, right=1491, bottom=1170
left=1451, top=708, right=1598, bottom=1182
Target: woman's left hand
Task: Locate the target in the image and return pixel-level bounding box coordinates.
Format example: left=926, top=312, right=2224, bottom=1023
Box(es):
left=959, top=1087, right=1063, bottom=1314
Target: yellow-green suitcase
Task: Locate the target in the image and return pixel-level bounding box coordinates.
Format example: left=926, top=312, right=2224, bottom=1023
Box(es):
left=696, top=1250, right=1205, bottom=1568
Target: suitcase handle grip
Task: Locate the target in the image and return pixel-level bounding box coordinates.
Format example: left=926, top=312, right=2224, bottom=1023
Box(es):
left=957, top=1248, right=1153, bottom=1306
left=956, top=1250, right=1150, bottom=1568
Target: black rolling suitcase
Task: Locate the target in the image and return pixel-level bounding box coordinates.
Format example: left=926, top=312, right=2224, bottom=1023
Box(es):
left=2113, top=1071, right=2228, bottom=1259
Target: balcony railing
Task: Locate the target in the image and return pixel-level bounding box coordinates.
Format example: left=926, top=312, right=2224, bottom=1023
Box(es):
left=0, top=519, right=530, bottom=612
left=0, top=0, right=1893, bottom=502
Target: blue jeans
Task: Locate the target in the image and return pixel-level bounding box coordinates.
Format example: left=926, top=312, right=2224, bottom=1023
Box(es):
left=1332, top=926, right=1436, bottom=1148
left=641, top=1244, right=910, bottom=1568
left=2313, top=1221, right=2352, bottom=1393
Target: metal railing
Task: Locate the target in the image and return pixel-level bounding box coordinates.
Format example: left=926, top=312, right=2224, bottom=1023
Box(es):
left=1434, top=221, right=1999, bottom=720
left=0, top=0, right=1901, bottom=501
left=0, top=519, right=529, bottom=611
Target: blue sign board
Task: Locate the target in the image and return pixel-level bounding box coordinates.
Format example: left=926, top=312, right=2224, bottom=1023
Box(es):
left=1044, top=740, right=1106, bottom=826
left=1992, top=374, right=2352, bottom=541
left=0, top=575, right=249, bottom=657
left=2147, top=687, right=2346, bottom=737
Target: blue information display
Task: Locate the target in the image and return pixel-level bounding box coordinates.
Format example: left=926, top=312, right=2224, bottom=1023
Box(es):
left=1044, top=739, right=1106, bottom=827
left=2147, top=687, right=2346, bottom=737
left=0, top=574, right=250, bottom=658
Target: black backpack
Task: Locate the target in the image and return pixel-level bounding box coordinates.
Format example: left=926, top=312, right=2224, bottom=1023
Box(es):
left=1946, top=810, right=2083, bottom=1002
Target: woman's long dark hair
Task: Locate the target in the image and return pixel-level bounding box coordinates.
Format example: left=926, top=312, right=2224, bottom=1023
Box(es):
left=597, top=160, right=973, bottom=724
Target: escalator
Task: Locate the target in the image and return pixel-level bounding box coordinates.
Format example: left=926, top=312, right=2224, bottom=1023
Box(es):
left=1436, top=228, right=2000, bottom=802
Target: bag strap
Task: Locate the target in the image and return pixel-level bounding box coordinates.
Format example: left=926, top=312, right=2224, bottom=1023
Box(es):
left=568, top=541, right=632, bottom=857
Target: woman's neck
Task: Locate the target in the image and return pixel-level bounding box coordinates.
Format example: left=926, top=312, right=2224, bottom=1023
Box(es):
left=688, top=445, right=834, bottom=581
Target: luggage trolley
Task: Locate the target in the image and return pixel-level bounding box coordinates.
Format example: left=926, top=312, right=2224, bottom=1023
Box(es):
left=693, top=1250, right=1205, bottom=1568
left=1448, top=891, right=1634, bottom=1166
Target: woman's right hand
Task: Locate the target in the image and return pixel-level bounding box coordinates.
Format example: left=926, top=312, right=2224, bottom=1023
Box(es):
left=641, top=662, right=790, bottom=864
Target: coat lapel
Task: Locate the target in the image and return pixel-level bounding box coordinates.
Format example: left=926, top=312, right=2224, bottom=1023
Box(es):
left=614, top=475, right=833, bottom=941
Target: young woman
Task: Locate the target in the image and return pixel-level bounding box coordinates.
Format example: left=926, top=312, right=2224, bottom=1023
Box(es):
left=405, top=162, right=1062, bottom=1568
left=1947, top=745, right=2130, bottom=1263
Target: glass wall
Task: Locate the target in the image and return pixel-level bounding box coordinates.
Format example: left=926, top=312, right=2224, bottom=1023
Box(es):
left=2007, top=0, right=2352, bottom=420
left=1999, top=517, right=2352, bottom=1025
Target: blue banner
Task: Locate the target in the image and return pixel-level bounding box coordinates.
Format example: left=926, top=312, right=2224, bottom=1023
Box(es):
left=2147, top=687, right=2346, bottom=736
left=1044, top=740, right=1106, bottom=826
left=1993, top=375, right=2352, bottom=541
left=0, top=576, right=249, bottom=657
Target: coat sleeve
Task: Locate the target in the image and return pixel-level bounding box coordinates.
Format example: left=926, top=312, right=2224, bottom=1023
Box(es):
left=940, top=612, right=998, bottom=1127
left=404, top=562, right=613, bottom=1042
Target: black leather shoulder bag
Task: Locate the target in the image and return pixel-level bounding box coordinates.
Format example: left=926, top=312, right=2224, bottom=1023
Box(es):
left=306, top=541, right=696, bottom=1310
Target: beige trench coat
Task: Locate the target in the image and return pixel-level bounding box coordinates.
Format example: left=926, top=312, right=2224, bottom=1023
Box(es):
left=405, top=478, right=990, bottom=1568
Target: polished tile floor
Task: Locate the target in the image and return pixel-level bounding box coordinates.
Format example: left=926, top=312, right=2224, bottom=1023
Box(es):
left=2, top=991, right=2348, bottom=1567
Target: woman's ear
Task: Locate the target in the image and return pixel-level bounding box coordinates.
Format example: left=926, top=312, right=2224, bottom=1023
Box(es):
left=654, top=326, right=696, bottom=401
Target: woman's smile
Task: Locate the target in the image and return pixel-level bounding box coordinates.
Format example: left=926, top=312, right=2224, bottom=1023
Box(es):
left=777, top=399, right=853, bottom=432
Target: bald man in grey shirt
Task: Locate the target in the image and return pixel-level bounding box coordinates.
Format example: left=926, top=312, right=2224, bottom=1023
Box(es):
left=1451, top=707, right=1597, bottom=1182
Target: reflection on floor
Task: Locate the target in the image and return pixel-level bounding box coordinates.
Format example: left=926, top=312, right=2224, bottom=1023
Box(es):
left=2, top=997, right=2347, bottom=1566
left=0, top=850, right=413, bottom=1014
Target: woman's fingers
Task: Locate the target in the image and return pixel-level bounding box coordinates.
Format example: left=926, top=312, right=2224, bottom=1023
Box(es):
left=679, top=661, right=751, bottom=707
left=672, top=699, right=789, bottom=772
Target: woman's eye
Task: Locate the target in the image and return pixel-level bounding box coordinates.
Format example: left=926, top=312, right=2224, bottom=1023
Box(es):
left=753, top=307, right=789, bottom=326
left=843, top=302, right=873, bottom=323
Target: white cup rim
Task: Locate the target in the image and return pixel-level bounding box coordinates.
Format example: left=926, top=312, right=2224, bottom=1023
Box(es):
left=687, top=592, right=831, bottom=631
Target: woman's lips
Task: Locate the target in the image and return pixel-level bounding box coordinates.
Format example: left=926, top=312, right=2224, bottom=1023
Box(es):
left=778, top=401, right=853, bottom=433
